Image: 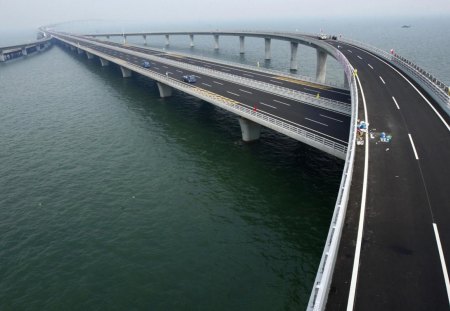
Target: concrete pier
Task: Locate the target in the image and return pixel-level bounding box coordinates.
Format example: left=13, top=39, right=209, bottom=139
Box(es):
left=120, top=66, right=132, bottom=78
left=143, top=35, right=147, bottom=45
left=264, top=38, right=271, bottom=60
left=189, top=34, right=194, bottom=47
left=316, top=49, right=327, bottom=83
left=100, top=58, right=109, bottom=67
left=77, top=47, right=84, bottom=54
left=22, top=48, right=28, bottom=56
left=290, top=42, right=298, bottom=71
left=123, top=35, right=127, bottom=44
left=86, top=52, right=94, bottom=59
left=156, top=82, right=173, bottom=97
left=239, top=36, right=245, bottom=54
left=214, top=35, right=219, bottom=50
left=165, top=35, right=170, bottom=46
left=238, top=117, right=261, bottom=142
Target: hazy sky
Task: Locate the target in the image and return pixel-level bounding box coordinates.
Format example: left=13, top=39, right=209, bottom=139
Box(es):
left=1, top=0, right=450, bottom=30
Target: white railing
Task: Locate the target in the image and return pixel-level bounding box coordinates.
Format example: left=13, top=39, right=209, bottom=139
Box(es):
left=307, top=48, right=358, bottom=311
left=341, top=37, right=450, bottom=114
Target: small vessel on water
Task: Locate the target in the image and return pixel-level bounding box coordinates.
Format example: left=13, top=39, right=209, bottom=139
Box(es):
left=401, top=25, right=411, bottom=28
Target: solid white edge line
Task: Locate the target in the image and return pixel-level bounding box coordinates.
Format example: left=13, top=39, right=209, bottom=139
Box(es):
left=347, top=73, right=369, bottom=311
left=408, top=134, right=419, bottom=160
left=432, top=223, right=450, bottom=306
left=349, top=44, right=450, bottom=132
left=392, top=96, right=400, bottom=109
left=379, top=76, right=386, bottom=84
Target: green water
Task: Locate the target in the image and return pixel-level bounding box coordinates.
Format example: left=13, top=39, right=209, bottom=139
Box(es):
left=0, top=45, right=342, bottom=310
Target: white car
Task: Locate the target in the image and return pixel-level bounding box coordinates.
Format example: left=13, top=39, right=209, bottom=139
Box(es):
left=318, top=34, right=328, bottom=40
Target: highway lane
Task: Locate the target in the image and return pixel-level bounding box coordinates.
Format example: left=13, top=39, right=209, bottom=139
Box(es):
left=56, top=34, right=351, bottom=145
left=78, top=35, right=352, bottom=104
left=326, top=39, right=450, bottom=310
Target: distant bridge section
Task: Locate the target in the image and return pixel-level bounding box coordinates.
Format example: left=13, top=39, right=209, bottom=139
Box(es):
left=0, top=35, right=52, bottom=62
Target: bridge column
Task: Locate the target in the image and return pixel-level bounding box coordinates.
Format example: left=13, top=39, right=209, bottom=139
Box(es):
left=77, top=47, right=84, bottom=54
left=106, top=35, right=110, bottom=40
left=70, top=46, right=75, bottom=51
left=100, top=58, right=109, bottom=67
left=86, top=51, right=94, bottom=59
left=316, top=49, right=328, bottom=83
left=143, top=35, right=147, bottom=45
left=238, top=117, right=261, bottom=142
left=165, top=35, right=170, bottom=47
left=0, top=53, right=4, bottom=62
left=214, top=35, right=219, bottom=50
left=290, top=42, right=298, bottom=71
left=22, top=48, right=28, bottom=56
left=264, top=38, right=271, bottom=60
left=120, top=66, right=132, bottom=78
left=123, top=35, right=127, bottom=44
left=189, top=34, right=194, bottom=47
left=239, top=36, right=245, bottom=54
left=156, top=82, right=173, bottom=98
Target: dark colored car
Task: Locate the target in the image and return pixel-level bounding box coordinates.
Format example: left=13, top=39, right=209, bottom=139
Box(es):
left=182, top=75, right=197, bottom=83
left=142, top=61, right=150, bottom=68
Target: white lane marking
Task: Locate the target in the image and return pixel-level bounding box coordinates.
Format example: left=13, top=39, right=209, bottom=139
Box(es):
left=176, top=70, right=183, bottom=73
left=305, top=118, right=328, bottom=126
left=193, top=75, right=201, bottom=79
left=213, top=81, right=223, bottom=85
left=379, top=76, right=386, bottom=84
left=347, top=49, right=353, bottom=53
left=320, top=114, right=344, bottom=122
left=259, top=102, right=277, bottom=109
left=243, top=73, right=254, bottom=77
left=269, top=79, right=284, bottom=84
left=392, top=96, right=400, bottom=110
left=408, top=134, right=419, bottom=160
left=239, top=89, right=253, bottom=94
left=368, top=64, right=374, bottom=70
left=432, top=223, right=450, bottom=306
left=166, top=72, right=173, bottom=75
left=153, top=67, right=159, bottom=70
left=201, top=83, right=212, bottom=87
left=273, top=99, right=290, bottom=106
left=347, top=73, right=369, bottom=311
left=227, top=91, right=240, bottom=97
left=357, top=55, right=363, bottom=60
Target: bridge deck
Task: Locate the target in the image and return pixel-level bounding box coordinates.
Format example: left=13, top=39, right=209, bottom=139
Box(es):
left=326, top=40, right=450, bottom=310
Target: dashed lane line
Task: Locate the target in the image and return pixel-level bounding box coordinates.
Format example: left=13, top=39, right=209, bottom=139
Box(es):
left=226, top=91, right=240, bottom=97
left=258, top=102, right=277, bottom=109
left=320, top=114, right=344, bottom=122
left=392, top=96, right=400, bottom=110
left=379, top=76, right=386, bottom=84
left=213, top=81, right=224, bottom=85
left=408, top=134, right=419, bottom=160
left=201, top=83, right=212, bottom=87
left=273, top=99, right=290, bottom=106
left=239, top=89, right=253, bottom=94
left=368, top=64, right=374, bottom=70
left=305, top=118, right=328, bottom=126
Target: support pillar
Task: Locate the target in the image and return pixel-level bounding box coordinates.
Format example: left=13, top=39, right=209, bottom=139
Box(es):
left=156, top=82, right=173, bottom=98
left=70, top=45, right=75, bottom=51
left=120, top=66, right=132, bottom=78
left=264, top=38, right=271, bottom=60
left=143, top=35, right=147, bottom=45
left=106, top=35, right=110, bottom=40
left=290, top=42, right=298, bottom=71
left=100, top=58, right=109, bottom=67
left=214, top=35, right=219, bottom=50
left=316, top=49, right=327, bottom=83
left=165, top=35, right=170, bottom=46
left=238, top=117, right=261, bottom=142
left=86, top=52, right=94, bottom=59
left=189, top=34, right=194, bottom=47
left=123, top=35, right=127, bottom=45
left=22, top=48, right=28, bottom=56
left=239, top=36, right=245, bottom=54
left=77, top=47, right=83, bottom=54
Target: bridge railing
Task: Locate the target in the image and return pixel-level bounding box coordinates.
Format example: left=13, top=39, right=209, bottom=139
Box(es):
left=341, top=37, right=450, bottom=114
left=308, top=48, right=358, bottom=311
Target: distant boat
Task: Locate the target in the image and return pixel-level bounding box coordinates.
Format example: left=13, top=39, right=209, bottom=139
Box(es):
left=401, top=25, right=411, bottom=28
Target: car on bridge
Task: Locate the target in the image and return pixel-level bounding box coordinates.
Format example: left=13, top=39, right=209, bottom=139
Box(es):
left=142, top=61, right=150, bottom=68
left=182, top=75, right=197, bottom=83
left=318, top=33, right=328, bottom=40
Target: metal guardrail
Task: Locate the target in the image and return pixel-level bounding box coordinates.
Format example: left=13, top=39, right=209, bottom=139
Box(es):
left=79, top=36, right=351, bottom=115
left=54, top=34, right=348, bottom=159
left=341, top=37, right=450, bottom=112
left=307, top=48, right=358, bottom=310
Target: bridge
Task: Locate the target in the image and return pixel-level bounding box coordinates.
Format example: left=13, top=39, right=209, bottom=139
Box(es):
left=42, top=28, right=450, bottom=310
left=0, top=33, right=52, bottom=62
